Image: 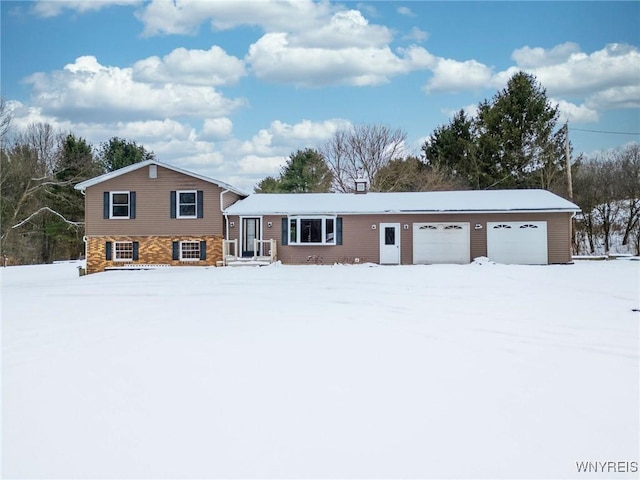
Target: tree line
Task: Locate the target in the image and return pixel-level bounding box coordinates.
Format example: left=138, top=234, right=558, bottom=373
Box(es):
left=1, top=71, right=639, bottom=264
left=0, top=99, right=155, bottom=264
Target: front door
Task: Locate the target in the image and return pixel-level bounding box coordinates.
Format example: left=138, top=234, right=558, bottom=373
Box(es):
left=379, top=223, right=401, bottom=264
left=242, top=218, right=261, bottom=257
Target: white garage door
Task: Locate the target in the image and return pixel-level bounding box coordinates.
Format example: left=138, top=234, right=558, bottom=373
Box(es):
left=487, top=221, right=548, bottom=265
left=413, top=222, right=470, bottom=264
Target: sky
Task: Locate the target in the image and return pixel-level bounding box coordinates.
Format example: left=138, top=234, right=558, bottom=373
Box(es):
left=2, top=1, right=639, bottom=192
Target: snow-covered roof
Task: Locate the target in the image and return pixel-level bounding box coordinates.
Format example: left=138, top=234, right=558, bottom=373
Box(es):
left=224, top=189, right=580, bottom=215
left=74, top=160, right=248, bottom=196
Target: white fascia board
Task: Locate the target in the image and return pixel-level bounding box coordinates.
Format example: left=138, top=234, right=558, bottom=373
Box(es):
left=75, top=160, right=248, bottom=197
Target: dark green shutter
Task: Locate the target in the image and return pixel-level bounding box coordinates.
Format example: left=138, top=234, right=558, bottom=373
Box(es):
left=199, top=240, right=207, bottom=260
left=197, top=191, right=204, bottom=218
left=105, top=241, right=112, bottom=260
left=130, top=192, right=136, bottom=219
left=170, top=191, right=176, bottom=218
left=281, top=218, right=288, bottom=245
left=103, top=192, right=110, bottom=219
left=336, top=217, right=343, bottom=245
left=132, top=241, right=139, bottom=261
left=172, top=241, right=179, bottom=260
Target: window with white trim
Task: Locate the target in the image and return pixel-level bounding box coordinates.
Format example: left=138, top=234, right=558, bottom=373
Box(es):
left=110, top=192, right=130, bottom=218
left=289, top=217, right=336, bottom=245
left=177, top=190, right=197, bottom=218
left=180, top=241, right=201, bottom=260
left=113, top=241, right=133, bottom=261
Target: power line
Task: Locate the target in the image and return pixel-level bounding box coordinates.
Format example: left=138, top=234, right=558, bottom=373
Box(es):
left=569, top=127, right=640, bottom=135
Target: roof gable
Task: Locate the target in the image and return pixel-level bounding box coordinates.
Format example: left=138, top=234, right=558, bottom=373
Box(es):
left=75, top=160, right=248, bottom=196
left=224, top=189, right=580, bottom=215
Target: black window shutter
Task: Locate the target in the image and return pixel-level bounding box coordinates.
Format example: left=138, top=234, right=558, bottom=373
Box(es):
left=130, top=191, right=136, bottom=219
left=103, top=192, right=110, bottom=219
left=105, top=241, right=112, bottom=260
left=197, top=191, right=204, bottom=218
left=199, top=240, right=207, bottom=260
left=132, top=241, right=139, bottom=261
left=172, top=241, right=179, bottom=260
left=281, top=218, right=288, bottom=245
left=336, top=217, right=343, bottom=245
left=170, top=191, right=176, bottom=218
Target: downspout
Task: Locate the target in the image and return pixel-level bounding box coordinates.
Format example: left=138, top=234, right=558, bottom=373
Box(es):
left=220, top=189, right=230, bottom=240
left=80, top=188, right=88, bottom=263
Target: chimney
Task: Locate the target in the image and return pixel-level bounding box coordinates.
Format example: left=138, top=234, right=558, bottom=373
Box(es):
left=354, top=178, right=368, bottom=194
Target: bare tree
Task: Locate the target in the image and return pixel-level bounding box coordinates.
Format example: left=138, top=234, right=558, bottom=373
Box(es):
left=321, top=124, right=408, bottom=192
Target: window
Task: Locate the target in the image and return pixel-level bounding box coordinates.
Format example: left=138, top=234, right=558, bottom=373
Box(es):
left=288, top=217, right=336, bottom=245
left=177, top=191, right=197, bottom=218
left=384, top=226, right=395, bottom=245
left=180, top=241, right=201, bottom=261
left=172, top=240, right=206, bottom=261
left=114, top=241, right=133, bottom=261
left=105, top=191, right=136, bottom=219
left=105, top=241, right=138, bottom=261
left=170, top=190, right=203, bottom=219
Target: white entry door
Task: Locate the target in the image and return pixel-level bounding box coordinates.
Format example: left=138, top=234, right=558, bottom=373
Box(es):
left=380, top=223, right=401, bottom=264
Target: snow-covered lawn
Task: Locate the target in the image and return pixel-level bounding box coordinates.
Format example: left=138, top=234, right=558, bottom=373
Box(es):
left=2, top=260, right=639, bottom=479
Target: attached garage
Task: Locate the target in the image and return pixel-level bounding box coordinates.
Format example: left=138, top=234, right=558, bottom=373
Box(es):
left=413, top=222, right=470, bottom=264
left=487, top=221, right=548, bottom=265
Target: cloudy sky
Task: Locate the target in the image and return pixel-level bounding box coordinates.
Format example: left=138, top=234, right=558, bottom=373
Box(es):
left=2, top=0, right=639, bottom=192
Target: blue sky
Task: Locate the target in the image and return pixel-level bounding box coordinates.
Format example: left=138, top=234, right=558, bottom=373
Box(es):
left=2, top=1, right=639, bottom=191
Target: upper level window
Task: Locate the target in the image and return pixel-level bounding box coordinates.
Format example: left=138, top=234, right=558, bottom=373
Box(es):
left=103, top=191, right=137, bottom=219
left=171, top=190, right=203, bottom=219
left=110, top=192, right=130, bottom=218
left=177, top=191, right=197, bottom=218
left=289, top=217, right=336, bottom=245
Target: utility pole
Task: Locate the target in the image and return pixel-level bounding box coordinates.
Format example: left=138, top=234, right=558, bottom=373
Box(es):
left=565, top=121, right=573, bottom=201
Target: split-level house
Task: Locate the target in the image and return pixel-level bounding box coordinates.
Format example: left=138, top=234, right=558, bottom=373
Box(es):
left=76, top=160, right=581, bottom=274
left=74, top=160, right=247, bottom=274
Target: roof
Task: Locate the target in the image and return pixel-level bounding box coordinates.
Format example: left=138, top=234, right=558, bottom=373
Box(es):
left=74, top=160, right=248, bottom=196
left=224, top=189, right=580, bottom=215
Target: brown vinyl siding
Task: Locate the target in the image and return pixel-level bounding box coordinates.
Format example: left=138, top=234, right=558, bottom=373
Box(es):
left=86, top=235, right=223, bottom=274
left=85, top=165, right=237, bottom=236
left=226, top=211, right=573, bottom=265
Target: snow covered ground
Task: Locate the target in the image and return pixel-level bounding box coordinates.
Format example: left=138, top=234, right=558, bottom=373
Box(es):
left=2, top=259, right=639, bottom=479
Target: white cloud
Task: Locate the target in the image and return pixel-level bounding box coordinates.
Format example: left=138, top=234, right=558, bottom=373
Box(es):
left=201, top=118, right=234, bottom=140
left=292, top=10, right=392, bottom=49
left=31, top=0, right=141, bottom=18
left=132, top=46, right=246, bottom=86
left=553, top=99, right=599, bottom=124
left=238, top=155, right=287, bottom=175
left=522, top=43, right=640, bottom=97
left=403, top=27, right=428, bottom=42
left=424, top=58, right=493, bottom=93
left=24, top=56, right=246, bottom=122
left=397, top=6, right=416, bottom=17
left=136, top=0, right=334, bottom=36
left=511, top=42, right=581, bottom=68
left=247, top=34, right=434, bottom=87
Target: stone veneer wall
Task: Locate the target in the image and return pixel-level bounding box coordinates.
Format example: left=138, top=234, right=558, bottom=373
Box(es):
left=86, top=235, right=223, bottom=274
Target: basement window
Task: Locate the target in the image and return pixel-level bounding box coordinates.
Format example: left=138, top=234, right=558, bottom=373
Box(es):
left=114, top=241, right=133, bottom=261
left=180, top=241, right=201, bottom=261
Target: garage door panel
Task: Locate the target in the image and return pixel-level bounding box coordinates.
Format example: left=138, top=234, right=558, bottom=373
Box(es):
left=413, top=222, right=470, bottom=264
left=487, top=221, right=548, bottom=265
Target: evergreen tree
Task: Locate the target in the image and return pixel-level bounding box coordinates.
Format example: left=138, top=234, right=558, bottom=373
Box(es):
left=254, top=149, right=333, bottom=193
left=279, top=149, right=333, bottom=193
left=475, top=72, right=565, bottom=189
left=422, top=72, right=568, bottom=191
left=99, top=137, right=155, bottom=172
